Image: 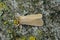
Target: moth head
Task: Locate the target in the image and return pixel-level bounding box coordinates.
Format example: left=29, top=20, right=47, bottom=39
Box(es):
left=15, top=13, right=21, bottom=24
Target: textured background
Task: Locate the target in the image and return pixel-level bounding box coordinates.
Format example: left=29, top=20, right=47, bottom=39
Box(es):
left=0, top=0, right=60, bottom=40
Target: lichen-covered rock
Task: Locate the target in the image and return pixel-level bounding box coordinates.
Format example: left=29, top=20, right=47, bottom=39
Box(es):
left=0, top=0, right=60, bottom=40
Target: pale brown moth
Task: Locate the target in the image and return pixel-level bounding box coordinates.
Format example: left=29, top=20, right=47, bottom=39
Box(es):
left=15, top=13, right=43, bottom=26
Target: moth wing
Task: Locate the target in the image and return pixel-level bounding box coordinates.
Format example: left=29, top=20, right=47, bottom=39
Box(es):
left=20, top=14, right=43, bottom=26
left=21, top=19, right=43, bottom=26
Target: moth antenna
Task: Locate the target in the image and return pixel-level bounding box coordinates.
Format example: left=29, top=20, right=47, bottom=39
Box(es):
left=15, top=13, right=20, bottom=20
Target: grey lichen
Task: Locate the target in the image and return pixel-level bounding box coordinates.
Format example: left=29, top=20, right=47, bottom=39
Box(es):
left=0, top=0, right=60, bottom=40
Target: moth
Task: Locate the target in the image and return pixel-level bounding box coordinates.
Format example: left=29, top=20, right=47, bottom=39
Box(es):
left=15, top=13, right=43, bottom=26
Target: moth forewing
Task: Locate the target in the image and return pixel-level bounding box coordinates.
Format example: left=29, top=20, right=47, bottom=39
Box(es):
left=21, top=18, right=43, bottom=26
left=20, top=14, right=43, bottom=26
